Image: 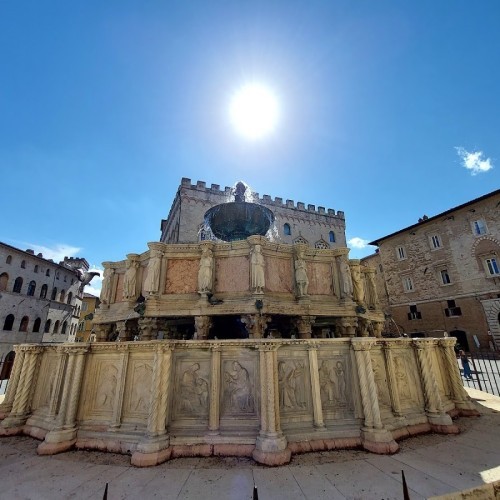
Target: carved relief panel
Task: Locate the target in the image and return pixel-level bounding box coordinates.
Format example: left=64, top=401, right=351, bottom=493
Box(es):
left=370, top=352, right=391, bottom=409
left=393, top=351, right=424, bottom=409
left=317, top=351, right=354, bottom=419
left=277, top=357, right=310, bottom=415
left=121, top=354, right=153, bottom=423
left=80, top=356, right=120, bottom=421
left=31, top=351, right=58, bottom=412
left=221, top=358, right=257, bottom=418
left=172, top=357, right=210, bottom=421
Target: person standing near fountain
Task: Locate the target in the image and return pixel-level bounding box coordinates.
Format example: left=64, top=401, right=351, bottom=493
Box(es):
left=250, top=244, right=265, bottom=294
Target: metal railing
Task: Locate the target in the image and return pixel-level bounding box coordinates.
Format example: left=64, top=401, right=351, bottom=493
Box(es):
left=458, top=351, right=500, bottom=396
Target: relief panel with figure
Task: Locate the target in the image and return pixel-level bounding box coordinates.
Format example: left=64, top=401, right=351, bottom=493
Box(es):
left=122, top=356, right=153, bottom=422
left=221, top=359, right=257, bottom=417
left=172, top=359, right=210, bottom=420
left=277, top=358, right=310, bottom=414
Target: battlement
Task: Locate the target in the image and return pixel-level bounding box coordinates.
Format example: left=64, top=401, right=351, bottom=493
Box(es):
left=179, top=177, right=344, bottom=218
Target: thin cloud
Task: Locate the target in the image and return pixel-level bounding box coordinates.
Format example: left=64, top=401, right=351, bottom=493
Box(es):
left=348, top=237, right=369, bottom=249
left=19, top=242, right=82, bottom=263
left=456, top=147, right=493, bottom=175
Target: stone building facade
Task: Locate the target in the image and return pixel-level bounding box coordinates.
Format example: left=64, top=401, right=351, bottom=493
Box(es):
left=366, top=189, right=500, bottom=351
left=76, top=293, right=100, bottom=343
left=0, top=242, right=87, bottom=358
left=161, top=178, right=346, bottom=249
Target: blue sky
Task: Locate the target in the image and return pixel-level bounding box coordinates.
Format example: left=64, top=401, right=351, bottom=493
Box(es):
left=1, top=1, right=498, bottom=295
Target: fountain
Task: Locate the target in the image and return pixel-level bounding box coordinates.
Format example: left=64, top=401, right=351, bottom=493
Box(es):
left=0, top=179, right=479, bottom=468
left=204, top=182, right=275, bottom=241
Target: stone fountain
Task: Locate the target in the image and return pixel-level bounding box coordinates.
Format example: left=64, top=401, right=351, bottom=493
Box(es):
left=0, top=181, right=479, bottom=467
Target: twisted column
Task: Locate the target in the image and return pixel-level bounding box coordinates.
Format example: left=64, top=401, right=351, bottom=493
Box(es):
left=10, top=348, right=40, bottom=421
left=63, top=347, right=88, bottom=429
left=383, top=342, right=402, bottom=417
left=0, top=347, right=26, bottom=416
left=352, top=342, right=374, bottom=428
left=110, top=344, right=129, bottom=429
left=308, top=345, right=325, bottom=429
left=438, top=339, right=478, bottom=415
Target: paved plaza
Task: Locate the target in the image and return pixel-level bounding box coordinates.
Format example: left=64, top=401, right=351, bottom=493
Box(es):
left=0, top=388, right=499, bottom=500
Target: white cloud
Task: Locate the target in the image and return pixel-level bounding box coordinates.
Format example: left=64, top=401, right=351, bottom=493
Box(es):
left=456, top=147, right=494, bottom=175
left=24, top=243, right=82, bottom=263
left=348, top=237, right=370, bottom=249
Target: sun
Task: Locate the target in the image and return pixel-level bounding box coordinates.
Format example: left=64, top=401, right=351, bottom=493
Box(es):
left=229, top=83, right=279, bottom=140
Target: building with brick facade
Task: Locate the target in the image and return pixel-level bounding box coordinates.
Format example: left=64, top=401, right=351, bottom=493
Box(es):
left=365, top=189, right=500, bottom=352
left=0, top=242, right=88, bottom=358
left=161, top=178, right=347, bottom=249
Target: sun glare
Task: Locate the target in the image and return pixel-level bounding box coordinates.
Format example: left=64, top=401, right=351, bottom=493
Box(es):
left=229, top=83, right=279, bottom=140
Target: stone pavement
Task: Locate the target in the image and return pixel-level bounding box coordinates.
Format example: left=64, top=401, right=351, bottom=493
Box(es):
left=0, top=388, right=499, bottom=500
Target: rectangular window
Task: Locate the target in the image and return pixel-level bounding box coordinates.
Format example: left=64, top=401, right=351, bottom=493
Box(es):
left=430, top=234, right=441, bottom=249
left=445, top=299, right=462, bottom=317
left=396, top=246, right=406, bottom=260
left=408, top=304, right=422, bottom=320
left=81, top=302, right=88, bottom=312
left=403, top=276, right=414, bottom=292
left=486, top=257, right=500, bottom=276
left=473, top=219, right=487, bottom=235
left=440, top=269, right=451, bottom=284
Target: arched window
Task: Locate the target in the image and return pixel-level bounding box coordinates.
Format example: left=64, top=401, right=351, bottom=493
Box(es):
left=21, top=260, right=26, bottom=269
left=33, top=317, right=41, bottom=333
left=3, top=314, right=15, bottom=330
left=27, top=280, right=36, bottom=296
left=61, top=321, right=68, bottom=335
left=0, top=272, right=8, bottom=291
left=54, top=320, right=60, bottom=334
left=284, top=223, right=291, bottom=236
left=59, top=289, right=65, bottom=302
left=19, top=316, right=29, bottom=332
left=0, top=351, right=15, bottom=380
left=34, top=265, right=39, bottom=273
left=6, top=255, right=12, bottom=264
left=56, top=271, right=60, bottom=280
left=46, top=269, right=50, bottom=277
left=329, top=231, right=335, bottom=243
left=40, top=284, right=48, bottom=299
left=67, top=292, right=73, bottom=305
left=51, top=287, right=57, bottom=300
left=13, top=277, right=23, bottom=293
left=44, top=319, right=51, bottom=333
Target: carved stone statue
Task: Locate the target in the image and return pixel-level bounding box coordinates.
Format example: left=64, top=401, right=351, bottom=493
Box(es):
left=294, top=249, right=309, bottom=297
left=123, top=259, right=139, bottom=300
left=100, top=266, right=113, bottom=304
left=350, top=262, right=365, bottom=305
left=319, top=360, right=336, bottom=405
left=366, top=270, right=379, bottom=308
left=250, top=244, right=265, bottom=294
left=180, top=363, right=209, bottom=414
left=339, top=255, right=353, bottom=299
left=278, top=361, right=306, bottom=410
left=197, top=246, right=214, bottom=293
left=144, top=249, right=162, bottom=295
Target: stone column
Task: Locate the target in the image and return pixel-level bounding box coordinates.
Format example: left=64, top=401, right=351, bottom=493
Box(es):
left=93, top=323, right=109, bottom=342
left=252, top=343, right=291, bottom=466
left=207, top=345, right=221, bottom=435
left=132, top=344, right=174, bottom=466
left=0, top=346, right=26, bottom=419
left=308, top=344, right=325, bottom=429
left=295, top=316, right=315, bottom=339
left=352, top=339, right=398, bottom=454
left=194, top=316, right=212, bottom=340
left=338, top=317, right=357, bottom=338
left=38, top=346, right=89, bottom=454
left=412, top=339, right=459, bottom=433
left=241, top=314, right=271, bottom=339
left=438, top=338, right=479, bottom=416
left=138, top=317, right=160, bottom=341
left=116, top=320, right=132, bottom=342
left=382, top=342, right=403, bottom=417
left=357, top=318, right=370, bottom=337
left=372, top=321, right=384, bottom=338
left=0, top=346, right=42, bottom=432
